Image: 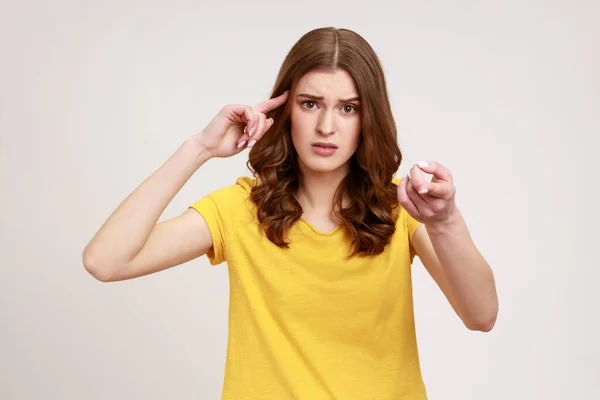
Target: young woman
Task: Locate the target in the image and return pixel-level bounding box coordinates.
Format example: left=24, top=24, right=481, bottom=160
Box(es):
left=83, top=27, right=498, bottom=399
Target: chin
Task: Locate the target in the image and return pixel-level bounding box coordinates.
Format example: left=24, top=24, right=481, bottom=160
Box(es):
left=298, top=154, right=350, bottom=174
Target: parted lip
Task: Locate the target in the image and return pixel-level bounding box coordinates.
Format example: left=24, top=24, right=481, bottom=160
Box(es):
left=312, top=142, right=338, bottom=148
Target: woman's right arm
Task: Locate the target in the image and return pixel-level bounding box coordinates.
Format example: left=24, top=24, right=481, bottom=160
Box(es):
left=82, top=91, right=289, bottom=282
left=82, top=138, right=214, bottom=282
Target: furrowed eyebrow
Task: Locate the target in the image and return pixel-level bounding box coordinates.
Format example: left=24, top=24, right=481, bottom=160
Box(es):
left=297, top=93, right=360, bottom=103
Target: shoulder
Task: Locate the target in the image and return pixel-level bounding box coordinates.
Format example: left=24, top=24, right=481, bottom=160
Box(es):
left=189, top=175, right=258, bottom=212
left=234, top=175, right=260, bottom=193
left=203, top=175, right=258, bottom=199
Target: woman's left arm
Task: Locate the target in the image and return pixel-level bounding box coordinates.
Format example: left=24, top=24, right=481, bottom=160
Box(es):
left=398, top=161, right=499, bottom=332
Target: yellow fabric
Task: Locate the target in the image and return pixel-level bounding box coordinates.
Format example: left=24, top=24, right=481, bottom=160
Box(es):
left=189, top=176, right=427, bottom=400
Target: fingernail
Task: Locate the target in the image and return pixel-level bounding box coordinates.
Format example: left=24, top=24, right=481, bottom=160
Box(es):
left=419, top=188, right=429, bottom=194
left=248, top=139, right=256, bottom=148
left=418, top=161, right=429, bottom=168
left=249, top=127, right=255, bottom=136
left=237, top=141, right=246, bottom=148
left=403, top=172, right=410, bottom=180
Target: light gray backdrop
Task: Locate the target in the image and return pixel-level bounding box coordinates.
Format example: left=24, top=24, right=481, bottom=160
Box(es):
left=1, top=0, right=598, bottom=399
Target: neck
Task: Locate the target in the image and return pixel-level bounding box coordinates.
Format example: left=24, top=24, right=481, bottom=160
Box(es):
left=296, top=164, right=349, bottom=215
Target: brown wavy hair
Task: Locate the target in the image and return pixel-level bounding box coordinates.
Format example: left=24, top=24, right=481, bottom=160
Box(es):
left=247, top=27, right=403, bottom=257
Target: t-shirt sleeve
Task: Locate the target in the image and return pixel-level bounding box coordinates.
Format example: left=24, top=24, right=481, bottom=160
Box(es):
left=395, top=175, right=423, bottom=261
left=188, top=191, right=228, bottom=266
left=405, top=211, right=423, bottom=262
left=406, top=211, right=422, bottom=242
left=393, top=175, right=423, bottom=262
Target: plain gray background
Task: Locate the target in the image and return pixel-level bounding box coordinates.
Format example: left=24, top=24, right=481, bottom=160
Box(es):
left=1, top=0, right=598, bottom=399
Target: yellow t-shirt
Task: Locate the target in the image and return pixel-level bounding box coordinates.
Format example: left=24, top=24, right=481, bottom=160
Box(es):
left=189, top=176, right=427, bottom=400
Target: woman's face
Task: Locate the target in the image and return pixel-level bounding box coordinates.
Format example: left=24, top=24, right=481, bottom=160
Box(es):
left=290, top=69, right=362, bottom=176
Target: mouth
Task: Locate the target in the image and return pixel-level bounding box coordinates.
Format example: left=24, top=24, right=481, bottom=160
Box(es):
left=311, top=142, right=338, bottom=149
left=311, top=142, right=338, bottom=156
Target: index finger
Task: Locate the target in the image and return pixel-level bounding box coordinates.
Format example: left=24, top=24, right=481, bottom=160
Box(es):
left=254, top=90, right=289, bottom=114
left=422, top=181, right=454, bottom=199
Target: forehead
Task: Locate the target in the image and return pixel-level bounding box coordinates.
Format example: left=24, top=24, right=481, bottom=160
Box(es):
left=295, top=69, right=359, bottom=98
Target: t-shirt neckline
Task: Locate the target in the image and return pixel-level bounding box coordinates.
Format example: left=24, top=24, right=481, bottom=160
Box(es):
left=298, top=217, right=342, bottom=236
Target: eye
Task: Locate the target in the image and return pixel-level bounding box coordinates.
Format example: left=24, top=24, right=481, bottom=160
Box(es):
left=342, top=105, right=357, bottom=114
left=302, top=100, right=317, bottom=109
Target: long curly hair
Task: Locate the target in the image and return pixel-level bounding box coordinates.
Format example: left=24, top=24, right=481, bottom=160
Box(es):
left=247, top=27, right=403, bottom=257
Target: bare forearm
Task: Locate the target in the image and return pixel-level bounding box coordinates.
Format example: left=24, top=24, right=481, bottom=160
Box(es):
left=82, top=137, right=210, bottom=274
left=426, top=210, right=498, bottom=331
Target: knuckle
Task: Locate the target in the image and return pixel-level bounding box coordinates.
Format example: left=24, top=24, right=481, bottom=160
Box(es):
left=432, top=203, right=444, bottom=212
left=221, top=104, right=236, bottom=115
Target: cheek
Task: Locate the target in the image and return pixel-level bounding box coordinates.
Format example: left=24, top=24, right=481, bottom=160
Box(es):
left=345, top=120, right=362, bottom=148
left=290, top=111, right=311, bottom=143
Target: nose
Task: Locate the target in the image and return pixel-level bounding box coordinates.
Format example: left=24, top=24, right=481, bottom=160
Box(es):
left=316, top=109, right=335, bottom=136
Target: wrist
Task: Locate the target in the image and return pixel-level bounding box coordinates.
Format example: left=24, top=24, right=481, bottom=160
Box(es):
left=425, top=208, right=464, bottom=235
left=183, top=134, right=212, bottom=166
